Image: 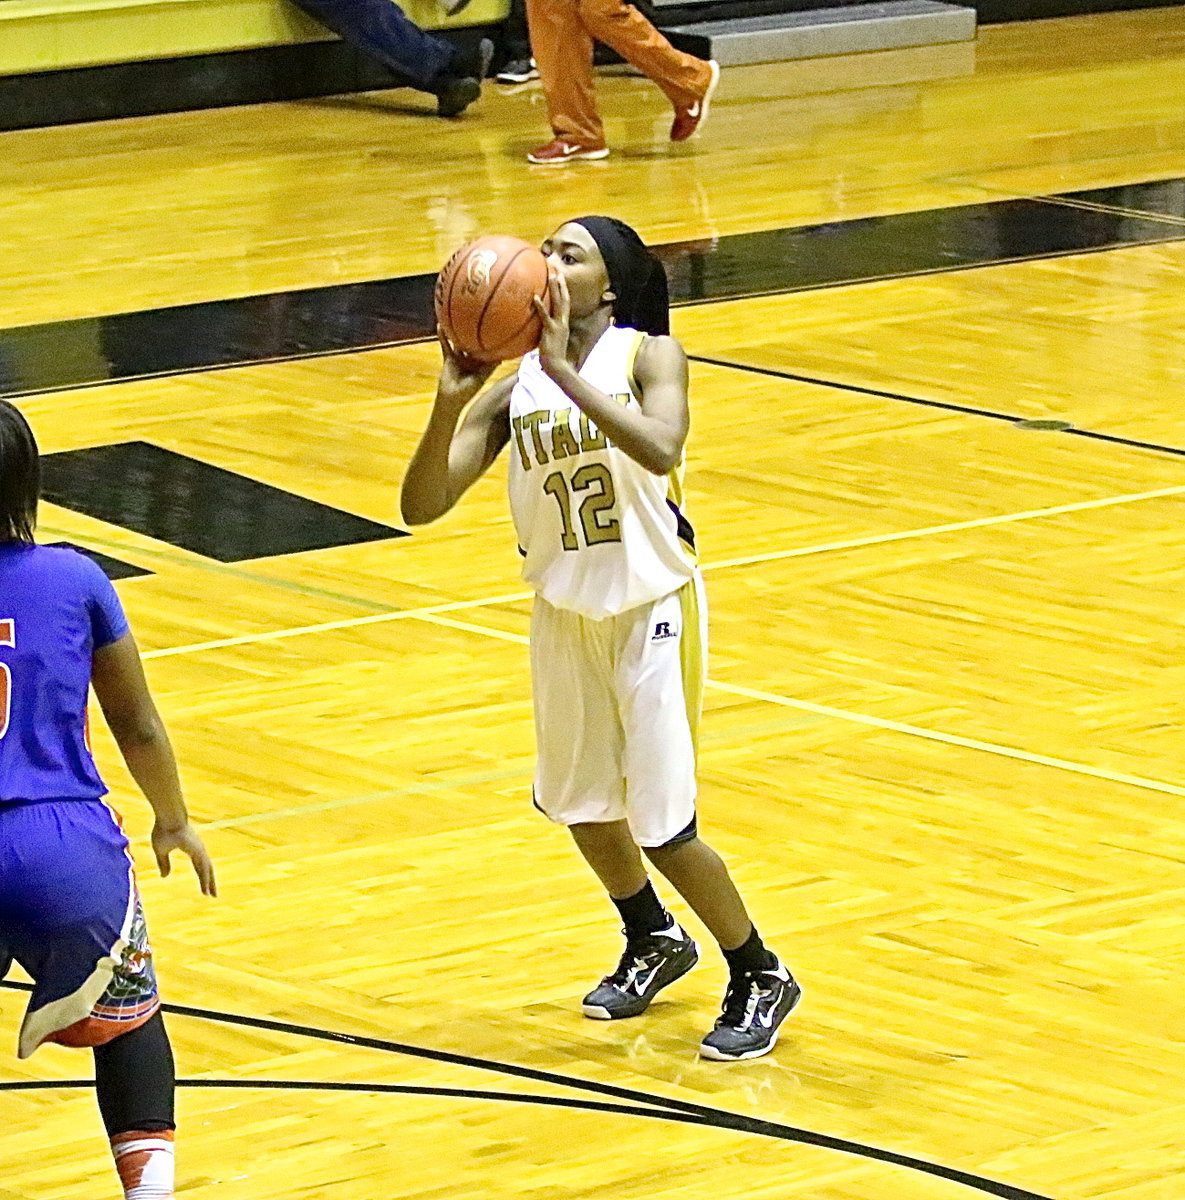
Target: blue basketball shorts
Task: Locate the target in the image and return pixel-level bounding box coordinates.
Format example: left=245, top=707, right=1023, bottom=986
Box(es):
left=0, top=800, right=160, bottom=1059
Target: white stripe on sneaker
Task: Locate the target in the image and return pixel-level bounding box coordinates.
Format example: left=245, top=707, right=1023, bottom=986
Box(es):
left=699, top=60, right=720, bottom=130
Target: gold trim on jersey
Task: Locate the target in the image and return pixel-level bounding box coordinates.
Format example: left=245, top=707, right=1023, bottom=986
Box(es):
left=667, top=458, right=684, bottom=510
left=678, top=579, right=704, bottom=757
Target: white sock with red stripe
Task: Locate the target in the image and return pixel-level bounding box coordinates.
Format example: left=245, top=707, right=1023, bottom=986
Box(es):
left=111, top=1129, right=175, bottom=1200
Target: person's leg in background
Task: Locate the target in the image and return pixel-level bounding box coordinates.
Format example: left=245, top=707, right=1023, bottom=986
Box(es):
left=290, top=0, right=493, bottom=116
left=572, top=0, right=718, bottom=141
left=496, top=0, right=538, bottom=82
left=524, top=0, right=608, bottom=160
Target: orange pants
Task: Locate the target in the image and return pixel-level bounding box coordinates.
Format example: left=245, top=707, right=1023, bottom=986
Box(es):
left=525, top=0, right=712, bottom=146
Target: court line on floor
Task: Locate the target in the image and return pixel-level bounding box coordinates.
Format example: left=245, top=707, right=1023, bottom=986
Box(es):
left=99, top=482, right=1185, bottom=796
left=196, top=769, right=529, bottom=832
left=9, top=178, right=1185, bottom=401
left=138, top=590, right=535, bottom=659
left=36, top=518, right=410, bottom=614
left=0, top=981, right=1055, bottom=1200
left=411, top=614, right=1185, bottom=800
left=85, top=482, right=1183, bottom=797
left=705, top=680, right=1185, bottom=798
left=1027, top=194, right=1185, bottom=227
left=939, top=177, right=1185, bottom=227
left=173, top=709, right=832, bottom=836
left=136, top=481, right=1185, bottom=662
left=705, top=483, right=1185, bottom=570
left=0, top=1080, right=1051, bottom=1200
left=688, top=355, right=1185, bottom=460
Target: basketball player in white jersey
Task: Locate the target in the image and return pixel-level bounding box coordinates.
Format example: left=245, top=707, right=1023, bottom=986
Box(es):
left=402, top=216, right=800, bottom=1060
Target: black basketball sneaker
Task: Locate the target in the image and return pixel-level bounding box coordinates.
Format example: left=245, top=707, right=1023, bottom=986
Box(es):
left=699, top=962, right=801, bottom=1061
left=582, top=922, right=699, bottom=1019
left=435, top=38, right=494, bottom=118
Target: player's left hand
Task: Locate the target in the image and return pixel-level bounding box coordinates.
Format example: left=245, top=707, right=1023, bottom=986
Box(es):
left=534, top=266, right=571, bottom=376
left=153, top=821, right=218, bottom=896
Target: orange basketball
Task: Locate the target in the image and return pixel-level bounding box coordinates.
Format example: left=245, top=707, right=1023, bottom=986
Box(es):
left=435, top=235, right=551, bottom=362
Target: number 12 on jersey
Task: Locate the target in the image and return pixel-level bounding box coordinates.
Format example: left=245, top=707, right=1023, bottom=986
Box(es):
left=541, top=464, right=623, bottom=551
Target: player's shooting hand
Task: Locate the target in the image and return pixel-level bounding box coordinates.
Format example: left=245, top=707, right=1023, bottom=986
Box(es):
left=534, top=266, right=571, bottom=377
left=437, top=328, right=496, bottom=407
left=153, top=821, right=218, bottom=897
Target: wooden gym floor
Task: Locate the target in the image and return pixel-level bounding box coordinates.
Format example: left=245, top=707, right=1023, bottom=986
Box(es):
left=2, top=7, right=1185, bottom=1199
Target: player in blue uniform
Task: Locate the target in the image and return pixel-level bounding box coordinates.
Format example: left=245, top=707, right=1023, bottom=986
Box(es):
left=0, top=400, right=215, bottom=1200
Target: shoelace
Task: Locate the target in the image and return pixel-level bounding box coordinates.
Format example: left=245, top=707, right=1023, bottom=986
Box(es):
left=719, top=973, right=766, bottom=1028
left=605, top=943, right=660, bottom=987
left=604, top=927, right=671, bottom=987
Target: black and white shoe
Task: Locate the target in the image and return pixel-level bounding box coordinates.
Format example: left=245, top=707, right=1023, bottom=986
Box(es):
left=582, top=922, right=699, bottom=1019
left=496, top=57, right=539, bottom=84
left=699, top=962, right=801, bottom=1061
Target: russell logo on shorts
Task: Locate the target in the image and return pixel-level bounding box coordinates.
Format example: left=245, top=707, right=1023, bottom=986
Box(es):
left=651, top=621, right=679, bottom=642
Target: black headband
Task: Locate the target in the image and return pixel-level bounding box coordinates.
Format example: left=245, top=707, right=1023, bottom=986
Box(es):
left=572, top=216, right=670, bottom=336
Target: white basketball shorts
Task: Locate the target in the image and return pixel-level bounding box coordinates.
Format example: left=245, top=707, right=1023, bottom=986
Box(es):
left=529, top=573, right=707, bottom=847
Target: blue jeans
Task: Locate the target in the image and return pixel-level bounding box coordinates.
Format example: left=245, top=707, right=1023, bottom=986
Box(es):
left=292, top=0, right=458, bottom=90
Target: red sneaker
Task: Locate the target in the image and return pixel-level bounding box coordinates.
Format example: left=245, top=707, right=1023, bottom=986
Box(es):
left=526, top=138, right=610, bottom=164
left=670, top=59, right=720, bottom=142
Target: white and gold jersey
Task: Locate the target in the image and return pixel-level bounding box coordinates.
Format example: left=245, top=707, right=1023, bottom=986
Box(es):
left=507, top=324, right=696, bottom=619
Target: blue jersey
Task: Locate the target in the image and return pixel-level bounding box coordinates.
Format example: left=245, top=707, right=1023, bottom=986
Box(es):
left=0, top=543, right=129, bottom=802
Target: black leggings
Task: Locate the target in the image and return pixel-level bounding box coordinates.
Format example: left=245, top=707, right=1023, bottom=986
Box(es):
left=93, top=1010, right=176, bottom=1136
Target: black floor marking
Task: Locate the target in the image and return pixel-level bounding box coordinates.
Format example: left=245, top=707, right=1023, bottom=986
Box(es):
left=0, top=1076, right=700, bottom=1122
left=40, top=441, right=407, bottom=562
left=2, top=176, right=1184, bottom=398
left=0, top=980, right=1052, bottom=1199
left=688, top=355, right=1185, bottom=462
left=44, top=541, right=152, bottom=581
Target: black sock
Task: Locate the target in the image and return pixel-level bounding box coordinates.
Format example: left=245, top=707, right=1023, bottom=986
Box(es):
left=93, top=1010, right=176, bottom=1136
left=722, top=926, right=777, bottom=977
left=612, top=880, right=671, bottom=940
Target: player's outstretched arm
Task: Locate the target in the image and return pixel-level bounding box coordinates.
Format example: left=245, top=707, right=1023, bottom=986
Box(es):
left=400, top=333, right=515, bottom=525
left=91, top=633, right=217, bottom=896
